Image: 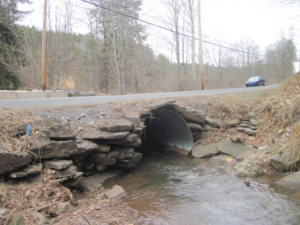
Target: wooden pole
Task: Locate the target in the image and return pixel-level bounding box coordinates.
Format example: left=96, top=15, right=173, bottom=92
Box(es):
left=42, top=0, right=47, bottom=91
left=198, top=0, right=204, bottom=90
left=282, top=54, right=284, bottom=82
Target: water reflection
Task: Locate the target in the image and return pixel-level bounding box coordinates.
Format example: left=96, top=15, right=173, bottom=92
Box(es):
left=108, top=149, right=300, bottom=225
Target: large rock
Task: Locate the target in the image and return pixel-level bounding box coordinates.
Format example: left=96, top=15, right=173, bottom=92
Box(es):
left=216, top=141, right=252, bottom=159
left=205, top=116, right=221, bottom=128
left=30, top=140, right=78, bottom=159
left=41, top=123, right=75, bottom=140
left=124, top=115, right=140, bottom=125
left=53, top=165, right=78, bottom=179
left=191, top=142, right=217, bottom=158
left=114, top=152, right=142, bottom=169
left=8, top=163, right=42, bottom=178
left=270, top=147, right=300, bottom=172
left=233, top=161, right=264, bottom=177
left=0, top=151, right=31, bottom=175
left=105, top=185, right=126, bottom=200
left=43, top=160, right=73, bottom=170
left=275, top=171, right=300, bottom=190
left=82, top=131, right=129, bottom=140
left=100, top=122, right=133, bottom=132
left=76, top=140, right=101, bottom=154
left=78, top=170, right=120, bottom=191
left=173, top=107, right=206, bottom=125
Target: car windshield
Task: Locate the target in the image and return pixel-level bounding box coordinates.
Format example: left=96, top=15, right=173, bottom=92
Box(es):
left=248, top=77, right=259, bottom=81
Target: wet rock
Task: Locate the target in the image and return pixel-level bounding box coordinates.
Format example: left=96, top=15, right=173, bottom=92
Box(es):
left=89, top=153, right=117, bottom=165
left=210, top=155, right=237, bottom=164
left=95, top=164, right=108, bottom=172
left=275, top=171, right=300, bottom=191
left=105, top=185, right=126, bottom=200
left=205, top=116, right=221, bottom=128
left=270, top=147, right=300, bottom=172
left=8, top=212, right=24, bottom=225
left=119, top=176, right=152, bottom=191
left=191, top=142, right=217, bottom=158
left=30, top=140, right=78, bottom=159
left=216, top=141, right=252, bottom=159
left=113, top=152, right=142, bottom=169
left=233, top=161, right=264, bottom=177
left=228, top=119, right=240, bottom=127
left=82, top=131, right=129, bottom=140
left=41, top=123, right=75, bottom=140
left=43, top=160, right=73, bottom=170
left=0, top=151, right=31, bottom=175
left=248, top=112, right=257, bottom=118
left=100, top=122, right=133, bottom=132
left=78, top=170, right=120, bottom=191
left=57, top=202, right=74, bottom=213
left=11, top=124, right=27, bottom=137
left=124, top=115, right=140, bottom=125
left=188, top=123, right=203, bottom=132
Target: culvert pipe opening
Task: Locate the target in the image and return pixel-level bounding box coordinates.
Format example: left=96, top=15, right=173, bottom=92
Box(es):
left=142, top=109, right=194, bottom=153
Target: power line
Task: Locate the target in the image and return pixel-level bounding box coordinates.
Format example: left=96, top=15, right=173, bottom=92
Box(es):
left=80, top=0, right=294, bottom=59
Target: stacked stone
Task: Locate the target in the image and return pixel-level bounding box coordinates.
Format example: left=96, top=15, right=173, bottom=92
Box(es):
left=236, top=112, right=258, bottom=136
left=43, top=160, right=83, bottom=187
left=2, top=118, right=143, bottom=189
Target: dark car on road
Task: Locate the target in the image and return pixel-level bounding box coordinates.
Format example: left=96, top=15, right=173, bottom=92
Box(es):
left=245, top=76, right=266, bottom=87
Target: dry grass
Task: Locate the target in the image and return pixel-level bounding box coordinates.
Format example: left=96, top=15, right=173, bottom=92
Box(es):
left=0, top=107, right=43, bottom=153
left=0, top=169, right=73, bottom=224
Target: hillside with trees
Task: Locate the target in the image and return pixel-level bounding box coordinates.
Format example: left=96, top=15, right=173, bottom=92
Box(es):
left=0, top=0, right=298, bottom=93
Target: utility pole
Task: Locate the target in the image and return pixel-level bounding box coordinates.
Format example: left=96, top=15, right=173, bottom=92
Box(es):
left=282, top=54, right=285, bottom=81
left=42, top=0, right=47, bottom=91
left=198, top=0, right=204, bottom=90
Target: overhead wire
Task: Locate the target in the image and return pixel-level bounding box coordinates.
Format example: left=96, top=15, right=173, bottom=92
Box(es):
left=79, top=0, right=284, bottom=58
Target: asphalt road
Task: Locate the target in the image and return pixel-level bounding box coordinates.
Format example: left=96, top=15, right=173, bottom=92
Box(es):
left=0, top=85, right=278, bottom=108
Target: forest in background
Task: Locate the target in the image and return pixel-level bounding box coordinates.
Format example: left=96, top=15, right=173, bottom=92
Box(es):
left=0, top=0, right=298, bottom=93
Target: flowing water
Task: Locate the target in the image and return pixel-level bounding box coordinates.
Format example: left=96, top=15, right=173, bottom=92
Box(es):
left=106, top=149, right=300, bottom=225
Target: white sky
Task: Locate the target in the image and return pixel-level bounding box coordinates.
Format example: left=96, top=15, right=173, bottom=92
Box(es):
left=19, top=0, right=300, bottom=70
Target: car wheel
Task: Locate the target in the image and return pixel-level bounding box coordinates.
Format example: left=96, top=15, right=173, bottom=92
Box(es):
left=258, top=82, right=260, bottom=87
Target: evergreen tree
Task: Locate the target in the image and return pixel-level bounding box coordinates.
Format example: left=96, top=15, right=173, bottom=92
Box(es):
left=0, top=0, right=31, bottom=90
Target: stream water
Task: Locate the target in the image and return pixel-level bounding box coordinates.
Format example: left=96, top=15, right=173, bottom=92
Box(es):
left=106, top=149, right=300, bottom=225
